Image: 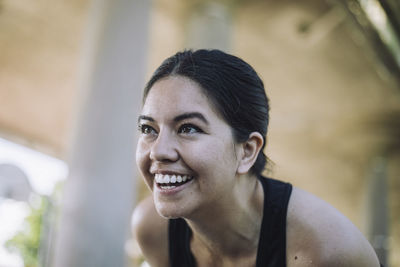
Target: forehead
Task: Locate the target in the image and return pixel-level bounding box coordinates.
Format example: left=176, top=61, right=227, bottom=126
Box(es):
left=142, top=76, right=216, bottom=116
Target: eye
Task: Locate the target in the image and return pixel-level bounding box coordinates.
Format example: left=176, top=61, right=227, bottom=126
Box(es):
left=138, top=124, right=157, bottom=135
left=178, top=123, right=203, bottom=135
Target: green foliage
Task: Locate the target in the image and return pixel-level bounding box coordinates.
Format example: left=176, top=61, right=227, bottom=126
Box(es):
left=5, top=196, right=48, bottom=267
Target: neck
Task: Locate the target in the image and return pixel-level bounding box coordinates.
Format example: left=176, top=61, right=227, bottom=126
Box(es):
left=186, top=174, right=264, bottom=258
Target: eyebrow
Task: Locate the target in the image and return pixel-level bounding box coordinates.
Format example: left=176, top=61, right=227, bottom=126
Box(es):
left=174, top=112, right=209, bottom=125
left=138, top=115, right=154, bottom=123
left=138, top=112, right=209, bottom=125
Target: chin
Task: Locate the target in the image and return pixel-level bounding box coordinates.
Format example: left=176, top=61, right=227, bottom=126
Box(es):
left=155, top=201, right=190, bottom=219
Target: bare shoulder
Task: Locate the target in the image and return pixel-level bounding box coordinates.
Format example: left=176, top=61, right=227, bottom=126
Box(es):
left=286, top=187, right=380, bottom=267
left=131, top=196, right=169, bottom=267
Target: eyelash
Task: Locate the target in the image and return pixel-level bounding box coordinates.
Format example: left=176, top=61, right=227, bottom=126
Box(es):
left=178, top=123, right=204, bottom=134
left=138, top=124, right=157, bottom=135
left=138, top=123, right=204, bottom=136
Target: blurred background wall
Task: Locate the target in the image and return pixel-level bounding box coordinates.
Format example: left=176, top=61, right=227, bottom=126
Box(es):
left=0, top=0, right=399, bottom=266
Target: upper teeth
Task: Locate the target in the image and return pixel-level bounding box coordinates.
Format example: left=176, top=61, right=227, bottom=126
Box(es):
left=155, top=174, right=192, bottom=184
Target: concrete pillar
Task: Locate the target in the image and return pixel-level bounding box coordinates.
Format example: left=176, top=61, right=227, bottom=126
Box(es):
left=50, top=0, right=149, bottom=266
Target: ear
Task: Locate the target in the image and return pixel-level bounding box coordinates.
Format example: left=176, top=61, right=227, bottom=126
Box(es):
left=237, top=132, right=264, bottom=174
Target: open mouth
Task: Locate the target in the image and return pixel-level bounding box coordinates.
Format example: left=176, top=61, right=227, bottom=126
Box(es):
left=155, top=173, right=194, bottom=189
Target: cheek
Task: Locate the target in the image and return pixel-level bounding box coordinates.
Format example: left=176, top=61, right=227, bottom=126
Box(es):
left=182, top=137, right=237, bottom=173
left=136, top=139, right=150, bottom=176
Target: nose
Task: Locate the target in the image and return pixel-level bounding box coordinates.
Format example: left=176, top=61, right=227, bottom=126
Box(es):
left=149, top=130, right=179, bottom=162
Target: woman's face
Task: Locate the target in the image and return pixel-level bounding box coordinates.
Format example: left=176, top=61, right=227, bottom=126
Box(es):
left=136, top=76, right=241, bottom=218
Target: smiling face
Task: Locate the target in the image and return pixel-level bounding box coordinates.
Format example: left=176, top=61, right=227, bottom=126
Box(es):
left=136, top=76, right=242, bottom=219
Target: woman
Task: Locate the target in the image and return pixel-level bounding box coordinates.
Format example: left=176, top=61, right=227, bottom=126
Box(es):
left=132, top=49, right=380, bottom=266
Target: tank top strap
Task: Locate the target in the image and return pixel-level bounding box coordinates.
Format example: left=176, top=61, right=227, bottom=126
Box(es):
left=256, top=176, right=292, bottom=267
left=168, top=218, right=196, bottom=267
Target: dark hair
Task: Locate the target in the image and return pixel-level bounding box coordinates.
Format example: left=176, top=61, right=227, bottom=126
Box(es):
left=143, top=49, right=270, bottom=176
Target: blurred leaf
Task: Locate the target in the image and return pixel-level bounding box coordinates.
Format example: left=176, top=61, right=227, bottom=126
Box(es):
left=5, top=195, right=48, bottom=267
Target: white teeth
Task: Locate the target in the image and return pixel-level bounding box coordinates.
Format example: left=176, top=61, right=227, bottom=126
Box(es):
left=154, top=174, right=193, bottom=184
left=171, top=175, right=176, bottom=183
left=164, top=175, right=170, bottom=183
left=161, top=185, right=176, bottom=189
left=155, top=174, right=162, bottom=183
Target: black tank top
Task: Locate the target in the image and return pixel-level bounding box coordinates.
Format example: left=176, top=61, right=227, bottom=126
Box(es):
left=168, top=176, right=293, bottom=267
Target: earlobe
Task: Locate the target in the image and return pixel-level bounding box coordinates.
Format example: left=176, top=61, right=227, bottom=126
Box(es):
left=237, top=132, right=264, bottom=174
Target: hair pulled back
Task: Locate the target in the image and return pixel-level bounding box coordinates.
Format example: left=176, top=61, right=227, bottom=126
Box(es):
left=143, top=49, right=270, bottom=176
